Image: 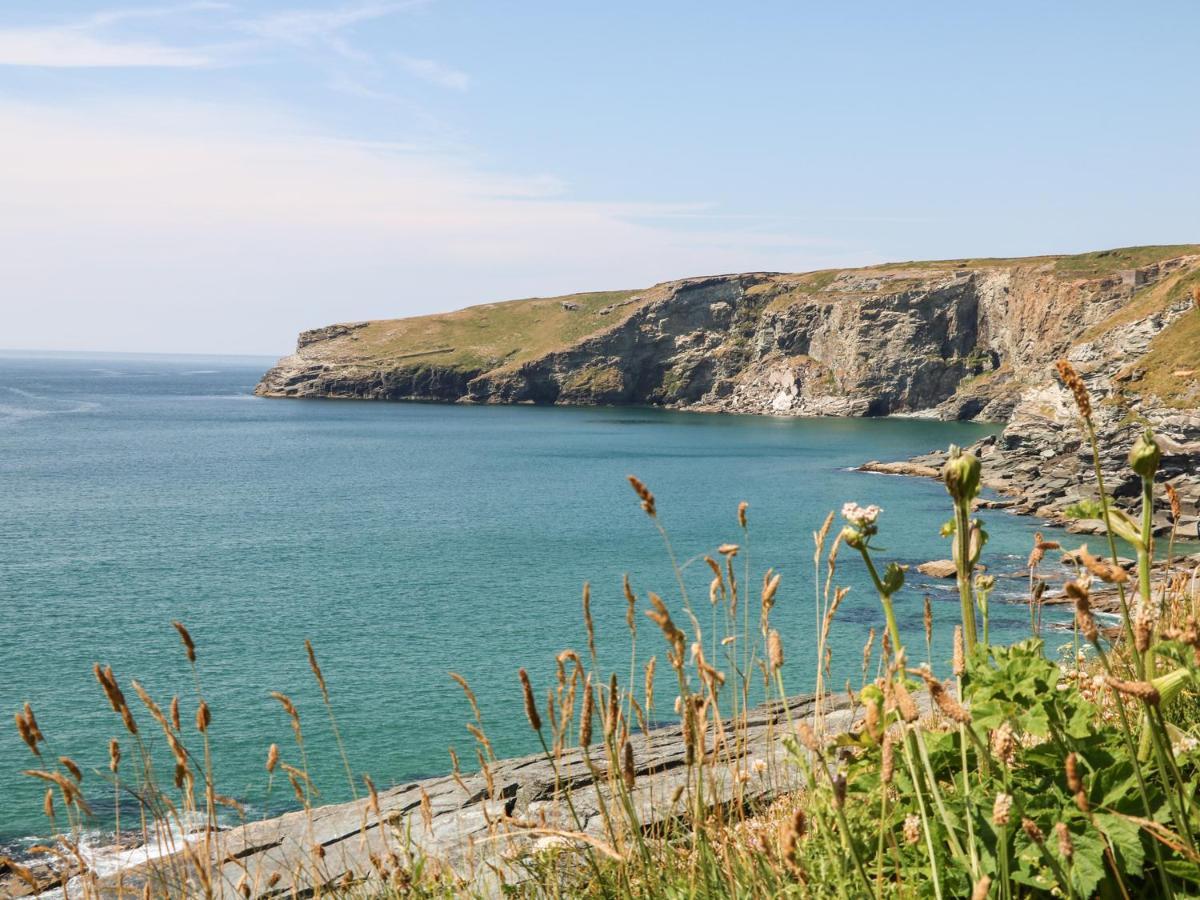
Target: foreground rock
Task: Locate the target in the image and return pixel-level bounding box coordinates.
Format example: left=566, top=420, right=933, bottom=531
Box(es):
left=52, top=695, right=858, bottom=899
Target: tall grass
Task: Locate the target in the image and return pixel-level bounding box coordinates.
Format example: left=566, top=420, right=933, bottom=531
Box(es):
left=7, top=358, right=1200, bottom=898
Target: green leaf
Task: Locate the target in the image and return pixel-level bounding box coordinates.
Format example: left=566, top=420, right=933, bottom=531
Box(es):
left=1094, top=812, right=1146, bottom=878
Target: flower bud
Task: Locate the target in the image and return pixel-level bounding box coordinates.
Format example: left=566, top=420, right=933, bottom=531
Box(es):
left=882, top=562, right=906, bottom=596
left=1128, top=428, right=1161, bottom=480
left=942, top=445, right=982, bottom=503
left=840, top=525, right=865, bottom=549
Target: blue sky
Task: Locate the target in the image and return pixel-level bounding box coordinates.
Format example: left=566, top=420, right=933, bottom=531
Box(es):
left=2, top=1, right=1198, bottom=354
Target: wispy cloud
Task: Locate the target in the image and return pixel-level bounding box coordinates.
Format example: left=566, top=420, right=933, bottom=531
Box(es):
left=0, top=3, right=230, bottom=68
left=0, top=27, right=212, bottom=67
left=395, top=54, right=468, bottom=90
left=0, top=99, right=846, bottom=353
left=239, top=2, right=425, bottom=47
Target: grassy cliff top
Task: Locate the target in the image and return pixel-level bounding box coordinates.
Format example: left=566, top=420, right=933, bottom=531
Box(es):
left=310, top=289, right=644, bottom=372
left=297, top=245, right=1199, bottom=379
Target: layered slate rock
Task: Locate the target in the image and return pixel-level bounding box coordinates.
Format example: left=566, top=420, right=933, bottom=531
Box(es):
left=80, top=694, right=856, bottom=899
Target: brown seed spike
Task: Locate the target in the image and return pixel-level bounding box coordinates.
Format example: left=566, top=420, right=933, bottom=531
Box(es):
left=108, top=739, right=121, bottom=774
left=172, top=621, right=196, bottom=664
left=767, top=630, right=784, bottom=671
left=266, top=743, right=279, bottom=773
left=1021, top=817, right=1045, bottom=845
left=15, top=712, right=39, bottom=756
left=518, top=669, right=542, bottom=732
left=1055, top=822, right=1074, bottom=860
left=953, top=625, right=965, bottom=676
left=881, top=732, right=895, bottom=784
left=1054, top=359, right=1092, bottom=419
left=1105, top=676, right=1160, bottom=705
left=22, top=704, right=43, bottom=743
left=579, top=678, right=594, bottom=748
left=622, top=740, right=636, bottom=790
left=305, top=640, right=329, bottom=701
left=59, top=757, right=83, bottom=782
left=1065, top=752, right=1082, bottom=794
left=195, top=701, right=211, bottom=733
left=582, top=582, right=596, bottom=661
left=626, top=475, right=656, bottom=517
left=737, top=501, right=748, bottom=528
left=893, top=677, right=920, bottom=723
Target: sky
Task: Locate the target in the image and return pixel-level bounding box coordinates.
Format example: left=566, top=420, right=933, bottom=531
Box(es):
left=1, top=2, right=1198, bottom=355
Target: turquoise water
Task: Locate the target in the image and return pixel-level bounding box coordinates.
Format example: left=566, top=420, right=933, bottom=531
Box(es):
left=0, top=352, right=1067, bottom=848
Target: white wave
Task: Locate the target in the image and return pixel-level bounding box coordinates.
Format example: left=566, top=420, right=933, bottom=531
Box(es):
left=32, top=813, right=208, bottom=899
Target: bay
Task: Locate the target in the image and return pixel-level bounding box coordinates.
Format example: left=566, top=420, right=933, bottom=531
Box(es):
left=0, top=352, right=1066, bottom=848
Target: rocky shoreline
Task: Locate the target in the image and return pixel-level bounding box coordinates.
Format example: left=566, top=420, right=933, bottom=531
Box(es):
left=11, top=694, right=860, bottom=899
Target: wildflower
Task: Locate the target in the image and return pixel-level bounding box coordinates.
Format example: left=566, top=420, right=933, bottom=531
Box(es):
left=991, top=722, right=1016, bottom=765
left=841, top=502, right=882, bottom=528
left=1055, top=822, right=1074, bottom=860
left=751, top=758, right=767, bottom=777
left=1022, top=818, right=1045, bottom=845
left=992, top=792, right=1013, bottom=826
left=903, top=814, right=922, bottom=844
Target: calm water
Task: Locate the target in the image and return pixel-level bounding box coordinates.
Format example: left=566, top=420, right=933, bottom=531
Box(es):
left=0, top=352, right=1068, bottom=848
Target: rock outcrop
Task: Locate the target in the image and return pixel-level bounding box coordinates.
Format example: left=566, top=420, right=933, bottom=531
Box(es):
left=256, top=246, right=1200, bottom=523
left=44, top=694, right=860, bottom=899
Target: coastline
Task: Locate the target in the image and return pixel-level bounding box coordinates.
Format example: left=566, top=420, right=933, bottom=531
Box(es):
left=10, top=694, right=859, bottom=899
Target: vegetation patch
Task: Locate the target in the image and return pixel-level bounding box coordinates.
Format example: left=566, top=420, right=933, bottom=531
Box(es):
left=1125, top=306, right=1200, bottom=407
left=308, top=289, right=643, bottom=374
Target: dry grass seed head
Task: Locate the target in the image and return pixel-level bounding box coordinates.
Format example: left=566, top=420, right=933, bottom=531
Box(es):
left=1078, top=544, right=1130, bottom=584
left=15, top=711, right=39, bottom=756
left=992, top=792, right=1013, bottom=826
left=1055, top=821, right=1074, bottom=860
left=622, top=740, right=636, bottom=789
left=171, top=621, right=196, bottom=663
left=627, top=475, right=656, bottom=517
left=893, top=677, right=920, bottom=723
left=22, top=703, right=43, bottom=743
left=1105, top=676, right=1160, bottom=705
left=518, top=669, right=542, bottom=732
left=768, top=630, right=784, bottom=671
left=1055, top=359, right=1092, bottom=418
left=305, top=639, right=329, bottom=700
left=623, top=574, right=637, bottom=634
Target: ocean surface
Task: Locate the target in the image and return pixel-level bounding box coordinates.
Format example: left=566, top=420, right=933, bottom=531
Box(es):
left=0, top=352, right=1073, bottom=850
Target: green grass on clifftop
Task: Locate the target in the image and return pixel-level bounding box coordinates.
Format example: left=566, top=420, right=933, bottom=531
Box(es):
left=319, top=289, right=643, bottom=372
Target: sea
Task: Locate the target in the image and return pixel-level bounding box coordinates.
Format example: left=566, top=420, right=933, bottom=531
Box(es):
left=0, top=351, right=1073, bottom=856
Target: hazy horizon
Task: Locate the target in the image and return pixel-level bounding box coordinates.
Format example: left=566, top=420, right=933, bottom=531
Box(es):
left=3, top=1, right=1199, bottom=355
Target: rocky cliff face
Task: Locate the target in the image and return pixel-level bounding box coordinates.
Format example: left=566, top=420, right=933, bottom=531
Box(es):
left=257, top=247, right=1200, bottom=529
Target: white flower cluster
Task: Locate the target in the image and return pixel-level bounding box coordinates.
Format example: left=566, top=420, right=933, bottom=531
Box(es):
left=841, top=502, right=882, bottom=527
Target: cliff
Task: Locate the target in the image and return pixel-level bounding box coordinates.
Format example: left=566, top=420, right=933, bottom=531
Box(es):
left=256, top=245, right=1200, bottom=531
